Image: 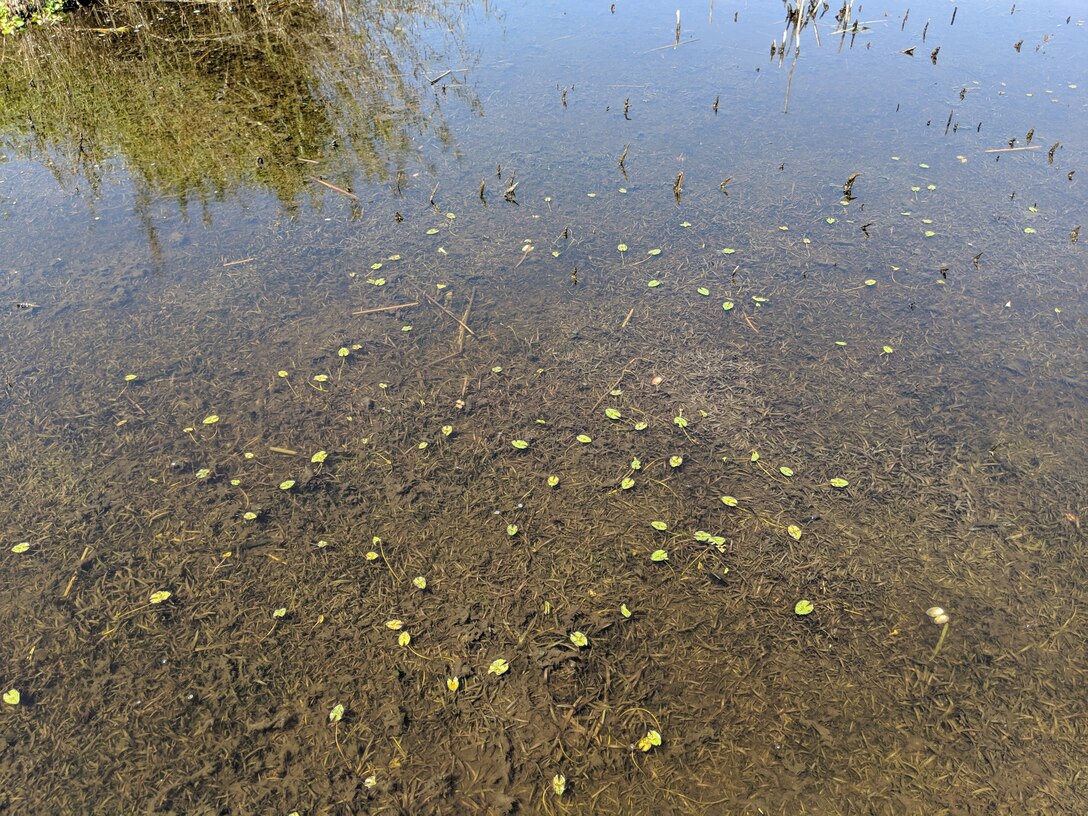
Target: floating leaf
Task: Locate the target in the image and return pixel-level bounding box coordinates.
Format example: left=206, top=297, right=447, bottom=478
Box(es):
left=385, top=619, right=404, bottom=630
left=647, top=280, right=662, bottom=288
left=313, top=374, right=329, bottom=382
left=442, top=425, right=453, bottom=436
left=426, top=228, right=440, bottom=235
left=673, top=415, right=688, bottom=428
left=2, top=689, right=19, bottom=706
left=605, top=407, right=623, bottom=420
left=11, top=542, right=30, bottom=554
left=750, top=451, right=760, bottom=462
left=752, top=296, right=769, bottom=303
left=650, top=549, right=669, bottom=562
left=630, top=457, right=641, bottom=470
left=927, top=184, right=937, bottom=191
left=633, top=422, right=648, bottom=431
left=569, top=631, right=589, bottom=648
left=202, top=414, right=220, bottom=425
left=417, top=442, right=429, bottom=450
left=507, top=524, right=519, bottom=536
left=398, top=631, right=411, bottom=647
left=553, top=774, right=567, bottom=797
left=680, top=221, right=692, bottom=228
left=446, top=676, right=460, bottom=692
left=488, top=658, right=510, bottom=676
left=650, top=521, right=668, bottom=531
left=367, top=278, right=387, bottom=286
left=547, top=475, right=560, bottom=487
left=882, top=346, right=895, bottom=354
left=511, top=440, right=529, bottom=450
left=492, top=366, right=503, bottom=373
left=1024, top=227, right=1037, bottom=234
left=720, top=248, right=737, bottom=255
left=149, top=590, right=172, bottom=605
left=829, top=477, right=850, bottom=488
left=620, top=603, right=632, bottom=618
left=273, top=607, right=287, bottom=618
left=195, top=468, right=211, bottom=480
left=413, top=576, right=427, bottom=590
left=697, top=287, right=711, bottom=296
left=124, top=374, right=138, bottom=381
left=230, top=479, right=241, bottom=487
left=338, top=347, right=350, bottom=358
left=311, top=450, right=328, bottom=464
left=794, top=600, right=814, bottom=616
left=924, top=231, right=936, bottom=238
left=826, top=217, right=837, bottom=224
left=779, top=466, right=794, bottom=477
left=577, top=434, right=593, bottom=444
left=787, top=524, right=802, bottom=540
left=722, top=301, right=734, bottom=311
left=721, top=495, right=739, bottom=507
left=366, top=552, right=379, bottom=561
left=693, top=531, right=711, bottom=542
left=621, top=477, right=636, bottom=490
left=617, top=243, right=628, bottom=252
left=647, top=248, right=662, bottom=256
left=669, top=456, right=683, bottom=468
left=864, top=279, right=877, bottom=286
left=834, top=341, right=847, bottom=347
left=329, top=703, right=344, bottom=722
left=637, top=729, right=663, bottom=751
left=243, top=512, right=258, bottom=521
left=279, top=479, right=296, bottom=490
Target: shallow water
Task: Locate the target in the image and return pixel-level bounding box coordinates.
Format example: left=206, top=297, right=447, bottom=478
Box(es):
left=1, top=1, right=1086, bottom=813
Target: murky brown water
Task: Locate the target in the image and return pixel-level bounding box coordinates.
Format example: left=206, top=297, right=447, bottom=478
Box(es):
left=1, top=1, right=1086, bottom=813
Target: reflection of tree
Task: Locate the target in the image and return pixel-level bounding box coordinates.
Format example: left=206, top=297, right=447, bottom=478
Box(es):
left=0, top=0, right=481, bottom=208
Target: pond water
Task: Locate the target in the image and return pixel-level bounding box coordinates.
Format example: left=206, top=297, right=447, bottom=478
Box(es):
left=1, top=1, right=1086, bottom=813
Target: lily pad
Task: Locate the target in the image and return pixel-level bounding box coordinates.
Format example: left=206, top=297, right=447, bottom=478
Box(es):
left=794, top=600, right=814, bottom=616
left=650, top=549, right=669, bottom=562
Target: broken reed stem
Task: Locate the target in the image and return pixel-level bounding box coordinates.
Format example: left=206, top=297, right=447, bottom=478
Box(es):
left=456, top=287, right=476, bottom=353
left=310, top=177, right=358, bottom=200
left=423, top=293, right=476, bottom=337
left=983, top=146, right=1040, bottom=153
left=352, top=301, right=418, bottom=316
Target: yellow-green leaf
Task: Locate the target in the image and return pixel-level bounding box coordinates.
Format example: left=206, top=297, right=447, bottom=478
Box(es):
left=488, top=658, right=510, bottom=676
left=721, top=495, right=739, bottom=507
left=149, top=590, right=172, bottom=605
left=779, top=466, right=794, bottom=477
left=311, top=450, right=328, bottom=464
left=621, top=477, right=635, bottom=490
left=794, top=600, right=814, bottom=615
left=511, top=439, right=529, bottom=450
left=329, top=703, right=344, bottom=722
left=547, top=475, right=560, bottom=487
left=398, top=631, right=411, bottom=647
left=412, top=576, right=427, bottom=590
left=651, top=521, right=668, bottom=531
left=787, top=524, right=802, bottom=540
left=605, top=407, right=623, bottom=420
left=202, top=414, right=220, bottom=425
left=829, top=477, right=849, bottom=488
left=650, top=549, right=669, bottom=562
left=279, top=479, right=296, bottom=490
left=620, top=603, right=632, bottom=618
left=569, top=631, right=589, bottom=648
left=11, top=542, right=30, bottom=554
left=2, top=689, right=19, bottom=706
left=577, top=434, right=593, bottom=444
left=553, top=774, right=566, bottom=796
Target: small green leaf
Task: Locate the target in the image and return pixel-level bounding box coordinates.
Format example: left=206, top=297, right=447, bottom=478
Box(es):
left=829, top=477, right=849, bottom=488
left=779, top=466, right=794, bottom=477
left=413, top=576, right=427, bottom=590
left=311, top=450, right=328, bottom=464
left=620, top=603, right=632, bottom=618
left=794, top=600, right=814, bottom=616
left=547, top=475, right=560, bottom=487
left=650, top=549, right=669, bottom=562
left=750, top=451, right=759, bottom=462
left=722, top=301, right=734, bottom=311
left=442, top=425, right=453, bottom=436
left=630, top=457, right=641, bottom=470
left=488, top=658, right=510, bottom=676
left=149, top=590, right=172, bottom=605
left=650, top=521, right=668, bottom=531
left=569, top=631, right=589, bottom=648
left=617, top=243, right=628, bottom=252
left=202, top=414, right=220, bottom=425
left=1023, top=227, right=1037, bottom=234
left=864, top=279, right=877, bottom=286
left=669, top=455, right=683, bottom=468
left=647, top=248, right=662, bottom=256
left=279, top=479, right=296, bottom=490
left=697, top=287, right=710, bottom=296
left=272, top=607, right=287, bottom=618
left=693, top=531, right=711, bottom=542
left=621, top=477, right=636, bottom=490
left=426, top=228, right=440, bottom=235
left=826, top=217, right=837, bottom=224
left=329, top=703, right=345, bottom=722
left=721, top=495, right=739, bottom=507
left=647, top=280, right=662, bottom=288
left=787, top=524, right=802, bottom=540
left=673, top=415, right=688, bottom=428
left=511, top=439, right=529, bottom=450
left=3, top=689, right=20, bottom=706
left=11, top=542, right=30, bottom=554
left=553, top=774, right=567, bottom=797
left=883, top=345, right=895, bottom=354
left=507, top=524, right=519, bottom=536
left=576, top=434, right=593, bottom=444
left=721, top=248, right=737, bottom=255
left=633, top=422, right=648, bottom=431
left=605, top=407, right=623, bottom=420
